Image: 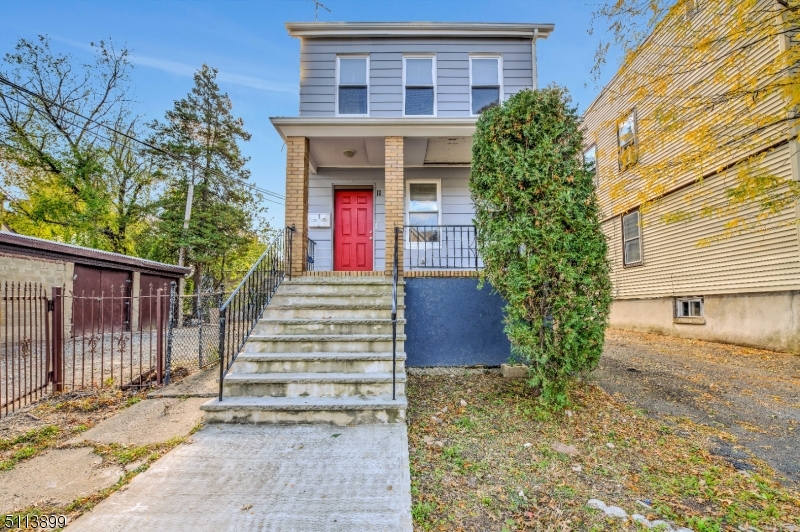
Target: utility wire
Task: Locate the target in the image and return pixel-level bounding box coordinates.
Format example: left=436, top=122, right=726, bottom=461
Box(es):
left=0, top=91, right=285, bottom=207
left=0, top=74, right=285, bottom=201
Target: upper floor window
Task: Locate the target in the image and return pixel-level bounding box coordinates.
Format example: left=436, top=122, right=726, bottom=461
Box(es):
left=404, top=57, right=435, bottom=116
left=470, top=56, right=501, bottom=115
left=622, top=210, right=642, bottom=265
left=583, top=144, right=597, bottom=186
left=618, top=109, right=638, bottom=170
left=337, top=56, right=368, bottom=115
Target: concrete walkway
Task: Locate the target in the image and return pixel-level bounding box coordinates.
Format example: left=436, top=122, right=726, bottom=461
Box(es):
left=66, top=423, right=413, bottom=532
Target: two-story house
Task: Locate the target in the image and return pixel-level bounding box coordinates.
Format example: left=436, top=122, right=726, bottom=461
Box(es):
left=271, top=22, right=553, bottom=366
left=581, top=3, right=800, bottom=352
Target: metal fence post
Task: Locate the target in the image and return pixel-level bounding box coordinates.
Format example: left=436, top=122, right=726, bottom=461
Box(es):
left=156, top=288, right=164, bottom=385
left=218, top=307, right=227, bottom=401
left=165, top=282, right=177, bottom=386
left=50, top=286, right=64, bottom=393
left=197, top=283, right=203, bottom=368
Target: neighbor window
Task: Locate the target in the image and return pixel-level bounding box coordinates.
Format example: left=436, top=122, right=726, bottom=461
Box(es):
left=618, top=109, right=638, bottom=170
left=337, top=56, right=368, bottom=115
left=470, top=57, right=501, bottom=115
left=622, top=210, right=642, bottom=265
left=676, top=297, right=703, bottom=318
left=406, top=180, right=441, bottom=244
left=404, top=57, right=435, bottom=116
left=583, top=144, right=597, bottom=186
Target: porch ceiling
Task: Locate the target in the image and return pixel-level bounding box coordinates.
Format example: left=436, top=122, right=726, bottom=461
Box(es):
left=308, top=136, right=472, bottom=169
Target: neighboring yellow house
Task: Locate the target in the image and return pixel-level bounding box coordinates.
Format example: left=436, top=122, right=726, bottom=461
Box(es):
left=582, top=0, right=800, bottom=352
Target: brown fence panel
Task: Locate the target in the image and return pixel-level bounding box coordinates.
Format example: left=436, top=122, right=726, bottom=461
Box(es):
left=1, top=282, right=51, bottom=418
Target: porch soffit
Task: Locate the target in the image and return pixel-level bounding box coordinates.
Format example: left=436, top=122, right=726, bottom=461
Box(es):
left=308, top=136, right=473, bottom=168
left=270, top=117, right=478, bottom=141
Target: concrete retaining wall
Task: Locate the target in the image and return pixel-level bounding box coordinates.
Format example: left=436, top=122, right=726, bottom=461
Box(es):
left=404, top=277, right=510, bottom=366
left=610, top=291, right=800, bottom=353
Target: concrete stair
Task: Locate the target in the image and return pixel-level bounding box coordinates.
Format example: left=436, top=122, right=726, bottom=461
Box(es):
left=201, top=276, right=407, bottom=425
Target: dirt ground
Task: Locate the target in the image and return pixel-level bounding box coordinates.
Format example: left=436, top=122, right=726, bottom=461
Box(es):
left=595, top=329, right=800, bottom=486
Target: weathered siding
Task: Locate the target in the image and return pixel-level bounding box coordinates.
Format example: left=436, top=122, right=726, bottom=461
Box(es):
left=603, top=143, right=800, bottom=299
left=308, top=167, right=475, bottom=272
left=299, top=38, right=533, bottom=117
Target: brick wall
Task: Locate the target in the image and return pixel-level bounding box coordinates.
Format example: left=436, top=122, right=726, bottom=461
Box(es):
left=385, top=136, right=404, bottom=276
left=285, top=136, right=310, bottom=277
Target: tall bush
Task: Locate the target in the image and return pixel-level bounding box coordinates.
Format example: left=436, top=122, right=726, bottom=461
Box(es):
left=470, top=87, right=612, bottom=406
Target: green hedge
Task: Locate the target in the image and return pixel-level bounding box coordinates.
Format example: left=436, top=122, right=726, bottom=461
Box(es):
left=470, top=87, right=612, bottom=407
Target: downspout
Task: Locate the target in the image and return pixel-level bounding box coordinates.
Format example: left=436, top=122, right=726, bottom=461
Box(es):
left=531, top=29, right=539, bottom=89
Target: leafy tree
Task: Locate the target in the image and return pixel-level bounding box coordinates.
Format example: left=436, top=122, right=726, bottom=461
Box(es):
left=0, top=36, right=158, bottom=253
left=588, top=0, right=800, bottom=242
left=147, top=64, right=267, bottom=289
left=470, top=87, right=612, bottom=407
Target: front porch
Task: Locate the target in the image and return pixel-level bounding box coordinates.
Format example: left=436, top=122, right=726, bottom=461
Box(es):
left=273, top=118, right=482, bottom=278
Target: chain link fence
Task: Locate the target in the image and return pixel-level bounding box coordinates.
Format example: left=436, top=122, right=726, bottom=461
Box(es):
left=166, top=282, right=225, bottom=384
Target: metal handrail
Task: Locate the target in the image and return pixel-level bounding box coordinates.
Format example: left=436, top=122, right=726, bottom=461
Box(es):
left=217, top=227, right=290, bottom=401
left=391, top=226, right=399, bottom=401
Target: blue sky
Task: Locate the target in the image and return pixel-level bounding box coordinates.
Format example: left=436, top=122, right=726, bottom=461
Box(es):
left=0, top=0, right=619, bottom=224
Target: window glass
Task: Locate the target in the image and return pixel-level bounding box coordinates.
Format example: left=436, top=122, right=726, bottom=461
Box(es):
left=472, top=88, right=500, bottom=114
left=472, top=58, right=499, bottom=85
left=409, top=183, right=438, bottom=212
left=406, top=58, right=433, bottom=85
left=618, top=112, right=636, bottom=147
left=338, top=57, right=368, bottom=115
left=622, top=211, right=641, bottom=264
left=583, top=145, right=597, bottom=177
left=408, top=182, right=439, bottom=243
left=406, top=88, right=433, bottom=115
left=339, top=58, right=367, bottom=85
left=618, top=110, right=638, bottom=170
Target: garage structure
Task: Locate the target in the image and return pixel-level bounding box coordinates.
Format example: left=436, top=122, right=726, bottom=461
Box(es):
left=0, top=232, right=190, bottom=336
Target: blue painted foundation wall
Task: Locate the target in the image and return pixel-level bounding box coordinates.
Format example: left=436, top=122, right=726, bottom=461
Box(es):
left=404, top=277, right=511, bottom=366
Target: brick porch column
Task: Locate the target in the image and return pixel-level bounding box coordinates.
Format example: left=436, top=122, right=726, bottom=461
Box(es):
left=384, top=136, right=404, bottom=276
left=285, top=136, right=309, bottom=277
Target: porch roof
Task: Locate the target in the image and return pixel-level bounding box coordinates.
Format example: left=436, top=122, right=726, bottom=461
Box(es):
left=285, top=22, right=554, bottom=40
left=269, top=117, right=477, bottom=142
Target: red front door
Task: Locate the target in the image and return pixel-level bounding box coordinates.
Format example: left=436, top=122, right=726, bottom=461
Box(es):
left=334, top=189, right=374, bottom=271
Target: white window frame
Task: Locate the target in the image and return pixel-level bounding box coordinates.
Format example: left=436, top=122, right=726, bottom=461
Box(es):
left=622, top=210, right=643, bottom=266
left=583, top=144, right=597, bottom=187
left=335, top=55, right=370, bottom=117
left=675, top=297, right=704, bottom=318
left=405, top=179, right=442, bottom=248
left=402, top=55, right=437, bottom=117
left=469, top=55, right=503, bottom=117
left=618, top=108, right=638, bottom=171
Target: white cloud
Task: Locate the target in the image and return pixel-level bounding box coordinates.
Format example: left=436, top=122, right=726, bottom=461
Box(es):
left=51, top=35, right=295, bottom=94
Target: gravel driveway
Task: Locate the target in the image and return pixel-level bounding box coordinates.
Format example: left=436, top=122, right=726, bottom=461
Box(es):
left=595, top=328, right=800, bottom=486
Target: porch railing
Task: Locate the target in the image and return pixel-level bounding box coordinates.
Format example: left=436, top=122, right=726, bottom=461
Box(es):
left=217, top=228, right=289, bottom=401
left=404, top=225, right=480, bottom=270
left=391, top=226, right=399, bottom=400
left=307, top=237, right=316, bottom=272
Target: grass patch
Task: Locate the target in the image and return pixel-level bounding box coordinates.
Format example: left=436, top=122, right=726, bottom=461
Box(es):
left=407, top=373, right=800, bottom=531
left=0, top=425, right=60, bottom=471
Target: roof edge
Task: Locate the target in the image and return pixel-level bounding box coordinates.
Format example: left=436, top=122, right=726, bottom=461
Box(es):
left=285, top=22, right=554, bottom=39
left=270, top=116, right=479, bottom=140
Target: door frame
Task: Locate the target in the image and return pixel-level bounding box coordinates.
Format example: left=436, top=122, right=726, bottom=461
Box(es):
left=332, top=185, right=376, bottom=271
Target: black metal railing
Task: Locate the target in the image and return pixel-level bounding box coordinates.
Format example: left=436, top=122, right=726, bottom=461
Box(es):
left=217, top=228, right=290, bottom=401
left=307, top=238, right=316, bottom=272
left=404, top=225, right=480, bottom=270
left=391, top=226, right=399, bottom=401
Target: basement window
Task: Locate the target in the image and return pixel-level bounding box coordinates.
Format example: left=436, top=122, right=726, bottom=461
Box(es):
left=676, top=297, right=703, bottom=318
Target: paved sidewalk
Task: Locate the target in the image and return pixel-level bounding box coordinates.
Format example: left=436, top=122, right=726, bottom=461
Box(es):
left=66, top=423, right=413, bottom=532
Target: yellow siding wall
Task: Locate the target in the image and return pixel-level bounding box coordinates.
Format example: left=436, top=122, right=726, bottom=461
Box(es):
left=603, top=143, right=800, bottom=299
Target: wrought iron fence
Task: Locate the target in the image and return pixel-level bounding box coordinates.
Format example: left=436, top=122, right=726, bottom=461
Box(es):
left=307, top=237, right=316, bottom=272
left=1, top=282, right=50, bottom=417
left=404, top=225, right=481, bottom=270
left=218, top=228, right=289, bottom=400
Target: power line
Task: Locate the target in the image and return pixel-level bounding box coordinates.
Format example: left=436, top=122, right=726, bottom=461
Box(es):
left=0, top=91, right=285, bottom=207
left=0, top=74, right=285, bottom=201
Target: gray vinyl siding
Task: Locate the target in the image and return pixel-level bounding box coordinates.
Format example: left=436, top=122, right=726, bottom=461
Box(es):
left=299, top=38, right=533, bottom=117
left=308, top=167, right=475, bottom=272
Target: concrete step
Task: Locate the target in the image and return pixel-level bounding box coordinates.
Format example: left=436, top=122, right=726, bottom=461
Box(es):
left=243, top=334, right=404, bottom=353
left=253, top=318, right=404, bottom=336
left=221, top=372, right=407, bottom=398
left=278, top=283, right=401, bottom=296
left=230, top=352, right=407, bottom=374
left=270, top=293, right=402, bottom=307
left=262, top=304, right=404, bottom=320
left=200, top=395, right=407, bottom=425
